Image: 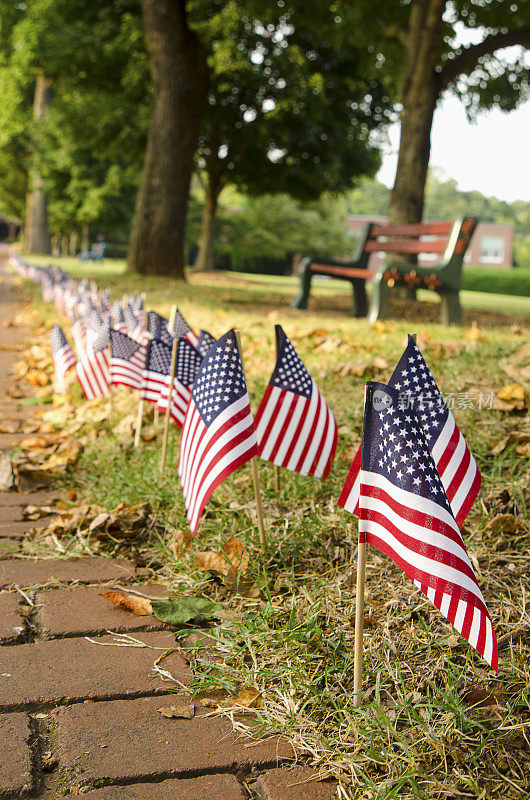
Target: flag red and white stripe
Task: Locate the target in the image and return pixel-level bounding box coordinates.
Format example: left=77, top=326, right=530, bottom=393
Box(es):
left=109, top=329, right=146, bottom=391
left=156, top=339, right=203, bottom=427
left=254, top=325, right=337, bottom=479
left=178, top=330, right=257, bottom=534
left=75, top=350, right=110, bottom=399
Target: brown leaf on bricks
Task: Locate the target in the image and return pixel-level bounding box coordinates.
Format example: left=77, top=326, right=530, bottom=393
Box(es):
left=157, top=703, right=195, bottom=719
left=99, top=590, right=153, bottom=616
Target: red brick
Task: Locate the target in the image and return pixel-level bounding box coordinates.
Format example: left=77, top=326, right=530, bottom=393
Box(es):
left=0, top=490, right=62, bottom=507
left=0, top=557, right=136, bottom=588
left=0, top=713, right=34, bottom=795
left=0, top=518, right=49, bottom=539
left=0, top=592, right=25, bottom=643
left=80, top=774, right=246, bottom=800
left=38, top=584, right=171, bottom=637
left=0, top=631, right=189, bottom=710
left=55, top=695, right=294, bottom=786
left=256, top=767, right=338, bottom=800
left=0, top=505, right=26, bottom=523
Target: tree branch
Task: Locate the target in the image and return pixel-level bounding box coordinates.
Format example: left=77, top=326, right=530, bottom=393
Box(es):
left=438, top=27, right=530, bottom=90
left=368, top=11, right=408, bottom=46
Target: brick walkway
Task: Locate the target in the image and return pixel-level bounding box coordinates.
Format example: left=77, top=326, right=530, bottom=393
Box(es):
left=0, top=255, right=338, bottom=799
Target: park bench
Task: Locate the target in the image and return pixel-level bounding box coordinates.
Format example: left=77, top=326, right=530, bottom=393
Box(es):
left=291, top=217, right=477, bottom=325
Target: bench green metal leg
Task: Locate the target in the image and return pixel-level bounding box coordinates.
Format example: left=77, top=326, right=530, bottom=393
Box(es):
left=352, top=279, right=368, bottom=317
left=367, top=274, right=389, bottom=323
left=440, top=291, right=462, bottom=325
left=291, top=258, right=312, bottom=309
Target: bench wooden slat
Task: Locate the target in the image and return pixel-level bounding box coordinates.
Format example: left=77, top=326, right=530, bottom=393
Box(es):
left=309, top=263, right=375, bottom=280
left=364, top=239, right=447, bottom=254
left=370, top=222, right=453, bottom=237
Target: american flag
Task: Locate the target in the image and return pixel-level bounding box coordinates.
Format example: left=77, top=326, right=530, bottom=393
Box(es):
left=157, top=338, right=203, bottom=426
left=71, top=313, right=87, bottom=359
left=178, top=329, right=258, bottom=534
left=124, top=304, right=139, bottom=335
left=197, top=329, right=216, bottom=357
left=339, top=335, right=481, bottom=527
left=75, top=349, right=110, bottom=399
left=140, top=338, right=172, bottom=403
left=254, top=325, right=337, bottom=479
left=50, top=324, right=76, bottom=382
left=109, top=329, right=146, bottom=390
left=355, top=382, right=497, bottom=669
left=170, top=309, right=199, bottom=347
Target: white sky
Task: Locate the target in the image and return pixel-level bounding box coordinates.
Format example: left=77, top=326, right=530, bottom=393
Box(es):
left=377, top=97, right=530, bottom=203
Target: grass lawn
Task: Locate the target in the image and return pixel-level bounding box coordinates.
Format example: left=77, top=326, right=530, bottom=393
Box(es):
left=15, top=254, right=530, bottom=800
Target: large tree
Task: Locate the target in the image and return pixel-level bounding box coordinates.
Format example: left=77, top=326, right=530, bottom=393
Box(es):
left=126, top=0, right=208, bottom=278
left=190, top=0, right=393, bottom=270
left=364, top=0, right=530, bottom=225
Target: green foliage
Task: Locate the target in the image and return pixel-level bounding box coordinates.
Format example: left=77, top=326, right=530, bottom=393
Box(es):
left=151, top=597, right=223, bottom=626
left=462, top=267, right=530, bottom=297
left=191, top=0, right=394, bottom=200
left=216, top=193, right=352, bottom=268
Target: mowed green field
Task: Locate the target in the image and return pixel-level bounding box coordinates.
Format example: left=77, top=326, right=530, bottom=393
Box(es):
left=18, top=254, right=530, bottom=800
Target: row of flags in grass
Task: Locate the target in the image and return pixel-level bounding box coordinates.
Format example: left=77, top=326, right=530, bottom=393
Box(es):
left=11, top=254, right=497, bottom=670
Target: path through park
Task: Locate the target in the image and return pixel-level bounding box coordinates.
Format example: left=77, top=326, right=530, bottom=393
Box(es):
left=0, top=251, right=337, bottom=799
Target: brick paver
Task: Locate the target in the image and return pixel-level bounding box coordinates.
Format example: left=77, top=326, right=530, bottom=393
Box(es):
left=55, top=695, right=294, bottom=788
left=0, top=592, right=25, bottom=644
left=0, top=631, right=189, bottom=710
left=79, top=774, right=246, bottom=799
left=0, top=517, right=49, bottom=539
left=0, top=557, right=136, bottom=588
left=256, top=766, right=338, bottom=799
left=1, top=490, right=63, bottom=507
left=0, top=713, right=34, bottom=795
left=38, top=584, right=171, bottom=637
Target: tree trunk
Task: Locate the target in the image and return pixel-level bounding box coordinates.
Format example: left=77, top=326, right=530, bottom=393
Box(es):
left=81, top=223, right=90, bottom=253
left=127, top=0, right=209, bottom=277
left=195, top=174, right=223, bottom=272
left=388, top=0, right=445, bottom=226
left=24, top=73, right=52, bottom=254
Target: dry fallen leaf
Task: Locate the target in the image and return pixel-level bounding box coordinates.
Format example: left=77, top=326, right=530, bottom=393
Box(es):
left=222, top=687, right=264, bottom=709
left=22, top=505, right=55, bottom=520
left=494, top=383, right=529, bottom=412
left=491, top=429, right=530, bottom=457
left=99, top=590, right=153, bottom=615
left=157, top=703, right=195, bottom=719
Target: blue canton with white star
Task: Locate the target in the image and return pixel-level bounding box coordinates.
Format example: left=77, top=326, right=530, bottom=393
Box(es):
left=124, top=304, right=138, bottom=333
left=92, top=323, right=110, bottom=353
left=171, top=310, right=191, bottom=338
left=145, top=338, right=172, bottom=376
left=50, top=324, right=68, bottom=354
left=389, top=335, right=449, bottom=446
left=191, top=330, right=247, bottom=426
left=110, top=329, right=141, bottom=360
left=270, top=326, right=312, bottom=399
left=362, top=382, right=452, bottom=514
left=197, top=330, right=216, bottom=357
left=177, top=339, right=203, bottom=387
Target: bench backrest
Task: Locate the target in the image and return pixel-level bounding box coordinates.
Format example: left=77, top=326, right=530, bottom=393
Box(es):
left=362, top=217, right=476, bottom=264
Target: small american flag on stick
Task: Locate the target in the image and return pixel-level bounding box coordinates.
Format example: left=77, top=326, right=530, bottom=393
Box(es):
left=109, top=329, right=146, bottom=391
left=178, top=329, right=258, bottom=534
left=140, top=338, right=172, bottom=403
left=157, top=339, right=203, bottom=427
left=339, top=335, right=481, bottom=527
left=254, top=325, right=337, bottom=479
left=50, top=325, right=76, bottom=387
left=356, top=381, right=497, bottom=669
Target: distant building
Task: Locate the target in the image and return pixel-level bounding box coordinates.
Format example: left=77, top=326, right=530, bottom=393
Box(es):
left=346, top=215, right=513, bottom=269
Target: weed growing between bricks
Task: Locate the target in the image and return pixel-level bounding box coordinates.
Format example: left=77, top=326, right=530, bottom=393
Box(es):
left=12, top=266, right=530, bottom=799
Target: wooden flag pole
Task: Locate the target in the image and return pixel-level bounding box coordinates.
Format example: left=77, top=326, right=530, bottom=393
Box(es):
left=235, top=329, right=268, bottom=552
left=353, top=386, right=368, bottom=708
left=156, top=306, right=177, bottom=432
left=133, top=398, right=144, bottom=449
left=353, top=538, right=366, bottom=708
left=160, top=337, right=178, bottom=473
